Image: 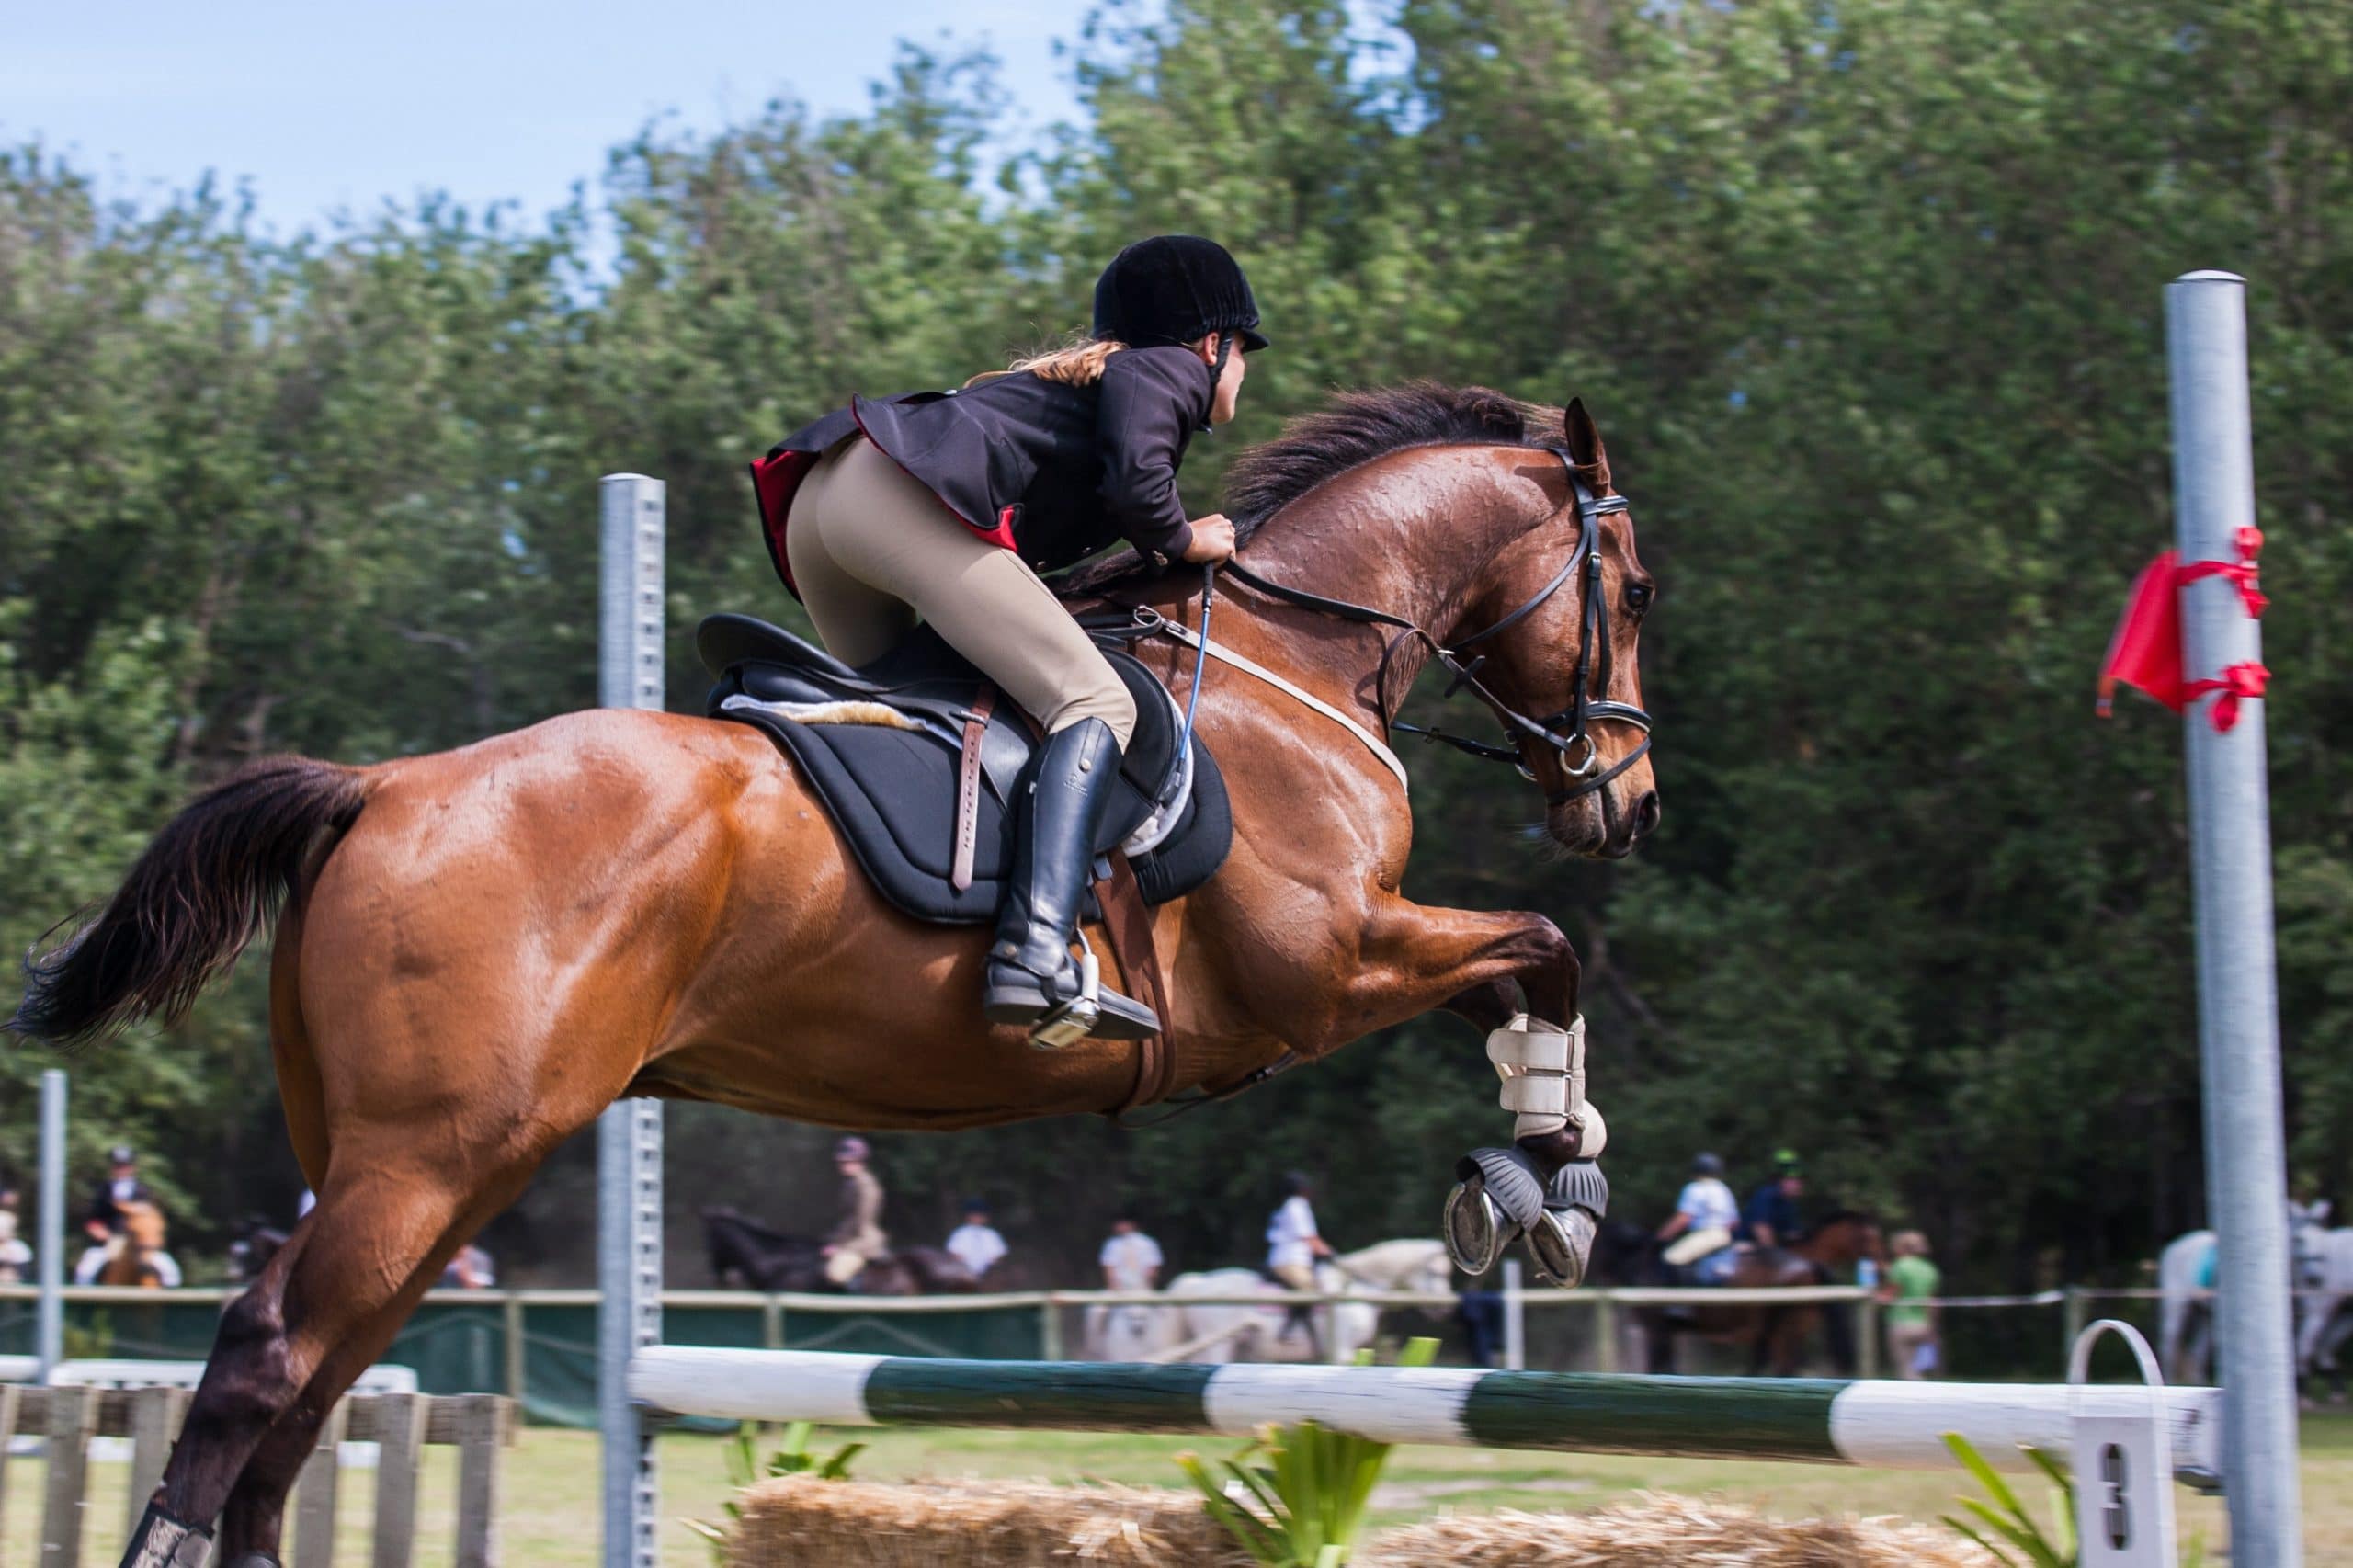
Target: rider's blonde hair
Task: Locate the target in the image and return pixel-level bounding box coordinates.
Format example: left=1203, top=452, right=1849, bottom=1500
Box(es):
left=966, top=337, right=1127, bottom=389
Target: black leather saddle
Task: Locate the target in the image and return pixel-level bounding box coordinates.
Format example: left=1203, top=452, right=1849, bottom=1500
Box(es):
left=699, top=614, right=1231, bottom=925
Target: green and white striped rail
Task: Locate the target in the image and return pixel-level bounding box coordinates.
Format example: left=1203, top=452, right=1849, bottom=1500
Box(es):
left=629, top=1346, right=2221, bottom=1477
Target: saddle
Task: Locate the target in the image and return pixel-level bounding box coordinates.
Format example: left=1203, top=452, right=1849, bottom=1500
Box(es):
left=699, top=614, right=1232, bottom=926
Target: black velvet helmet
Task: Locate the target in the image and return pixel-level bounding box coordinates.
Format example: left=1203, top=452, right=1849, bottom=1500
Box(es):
left=1092, top=235, right=1268, bottom=355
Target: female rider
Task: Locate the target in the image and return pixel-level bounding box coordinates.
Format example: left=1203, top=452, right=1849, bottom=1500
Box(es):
left=749, top=235, right=1264, bottom=1041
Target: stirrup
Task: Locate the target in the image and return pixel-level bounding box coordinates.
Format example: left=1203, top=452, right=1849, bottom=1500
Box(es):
left=1029, top=949, right=1103, bottom=1048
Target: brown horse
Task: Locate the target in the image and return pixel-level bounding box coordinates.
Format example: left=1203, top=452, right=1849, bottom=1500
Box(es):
left=1603, top=1214, right=1886, bottom=1377
left=11, top=385, right=1657, bottom=1568
left=97, top=1199, right=175, bottom=1289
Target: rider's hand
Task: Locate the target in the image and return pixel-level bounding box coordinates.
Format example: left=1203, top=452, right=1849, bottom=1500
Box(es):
left=1181, top=514, right=1237, bottom=564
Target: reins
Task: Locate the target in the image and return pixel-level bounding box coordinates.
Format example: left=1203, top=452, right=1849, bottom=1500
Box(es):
left=1191, top=448, right=1654, bottom=806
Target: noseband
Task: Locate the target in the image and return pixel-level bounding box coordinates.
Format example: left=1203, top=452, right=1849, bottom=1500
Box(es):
left=1220, top=449, right=1653, bottom=806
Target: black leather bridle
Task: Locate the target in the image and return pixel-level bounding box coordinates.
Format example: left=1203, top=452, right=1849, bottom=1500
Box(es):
left=1220, top=449, right=1653, bottom=806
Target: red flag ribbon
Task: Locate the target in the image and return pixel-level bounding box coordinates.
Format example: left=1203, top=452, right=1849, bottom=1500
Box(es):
left=2180, top=661, right=2270, bottom=733
left=2096, top=525, right=2268, bottom=728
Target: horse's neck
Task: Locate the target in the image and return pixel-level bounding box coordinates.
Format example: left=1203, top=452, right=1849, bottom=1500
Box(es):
left=1233, top=448, right=1552, bottom=705
left=1799, top=1225, right=1858, bottom=1266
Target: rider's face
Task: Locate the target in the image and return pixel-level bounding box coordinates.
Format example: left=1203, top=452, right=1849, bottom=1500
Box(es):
left=1204, top=335, right=1248, bottom=426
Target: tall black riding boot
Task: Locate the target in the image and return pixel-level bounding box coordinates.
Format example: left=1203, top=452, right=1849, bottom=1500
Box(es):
left=982, top=718, right=1161, bottom=1043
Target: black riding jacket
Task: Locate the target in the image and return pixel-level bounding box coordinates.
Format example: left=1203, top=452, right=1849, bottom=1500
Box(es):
left=750, top=346, right=1214, bottom=595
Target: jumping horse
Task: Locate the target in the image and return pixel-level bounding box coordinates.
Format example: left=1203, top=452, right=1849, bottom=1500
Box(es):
left=10, top=384, right=1658, bottom=1567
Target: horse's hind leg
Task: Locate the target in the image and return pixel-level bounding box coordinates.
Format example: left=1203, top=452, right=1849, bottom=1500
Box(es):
left=118, top=1154, right=497, bottom=1566
left=127, top=981, right=636, bottom=1562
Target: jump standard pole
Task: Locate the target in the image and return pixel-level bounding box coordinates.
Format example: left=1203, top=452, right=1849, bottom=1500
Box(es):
left=597, top=473, right=666, bottom=1568
left=38, top=1068, right=66, bottom=1378
left=2166, top=271, right=2302, bottom=1567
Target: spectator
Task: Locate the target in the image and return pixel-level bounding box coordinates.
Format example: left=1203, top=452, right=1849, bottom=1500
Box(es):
left=0, top=1189, right=29, bottom=1284
left=1099, top=1215, right=1164, bottom=1290
left=1457, top=1290, right=1506, bottom=1368
left=1742, top=1150, right=1805, bottom=1250
left=945, top=1199, right=1007, bottom=1280
left=1881, top=1230, right=1941, bottom=1379
left=441, top=1242, right=496, bottom=1289
left=86, top=1145, right=155, bottom=1235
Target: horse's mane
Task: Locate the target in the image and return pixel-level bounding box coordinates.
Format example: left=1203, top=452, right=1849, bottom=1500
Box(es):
left=1057, top=381, right=1560, bottom=598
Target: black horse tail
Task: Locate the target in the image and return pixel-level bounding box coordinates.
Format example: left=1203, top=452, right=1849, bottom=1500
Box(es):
left=8, top=756, right=369, bottom=1046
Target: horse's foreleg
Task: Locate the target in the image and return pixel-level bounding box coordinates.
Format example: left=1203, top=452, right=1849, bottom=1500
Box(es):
left=1330, top=902, right=1602, bottom=1288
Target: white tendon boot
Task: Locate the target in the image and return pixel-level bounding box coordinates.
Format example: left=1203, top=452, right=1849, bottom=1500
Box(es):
left=1442, top=1014, right=1609, bottom=1287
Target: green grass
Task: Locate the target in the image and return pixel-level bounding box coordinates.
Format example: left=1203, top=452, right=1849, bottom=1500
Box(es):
left=8, top=1408, right=2350, bottom=1565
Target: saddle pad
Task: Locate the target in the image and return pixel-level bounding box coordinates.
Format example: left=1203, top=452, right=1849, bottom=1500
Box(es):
left=705, top=627, right=1232, bottom=925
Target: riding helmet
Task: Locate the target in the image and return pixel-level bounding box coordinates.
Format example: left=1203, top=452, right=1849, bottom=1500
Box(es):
left=1692, top=1152, right=1724, bottom=1176
left=1093, top=235, right=1268, bottom=355
left=834, top=1136, right=870, bottom=1162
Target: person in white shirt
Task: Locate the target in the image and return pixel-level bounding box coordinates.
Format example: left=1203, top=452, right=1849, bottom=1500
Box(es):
left=945, top=1199, right=1008, bottom=1280
left=1098, top=1215, right=1164, bottom=1290
left=0, top=1195, right=32, bottom=1285
left=1265, top=1172, right=1333, bottom=1290
left=1656, top=1152, right=1741, bottom=1267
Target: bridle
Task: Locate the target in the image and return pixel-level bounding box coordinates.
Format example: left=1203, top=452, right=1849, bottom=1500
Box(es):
left=1218, top=448, right=1654, bottom=806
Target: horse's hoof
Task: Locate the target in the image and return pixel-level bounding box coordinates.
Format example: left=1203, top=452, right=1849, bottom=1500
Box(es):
left=1525, top=1204, right=1599, bottom=1289
left=120, top=1501, right=210, bottom=1568
left=1443, top=1176, right=1509, bottom=1276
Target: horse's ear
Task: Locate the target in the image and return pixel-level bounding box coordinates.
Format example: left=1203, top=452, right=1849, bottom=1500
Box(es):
left=1563, top=397, right=1612, bottom=492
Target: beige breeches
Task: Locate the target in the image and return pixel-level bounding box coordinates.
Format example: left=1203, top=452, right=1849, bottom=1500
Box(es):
left=786, top=437, right=1138, bottom=749
left=1662, top=1226, right=1733, bottom=1267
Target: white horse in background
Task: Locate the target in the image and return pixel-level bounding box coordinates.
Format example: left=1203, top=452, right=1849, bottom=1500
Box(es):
left=2295, top=1224, right=2353, bottom=1399
left=2159, top=1201, right=2342, bottom=1388
left=1086, top=1239, right=1454, bottom=1364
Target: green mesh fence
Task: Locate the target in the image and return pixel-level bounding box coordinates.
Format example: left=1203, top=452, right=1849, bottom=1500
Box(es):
left=0, top=1293, right=1048, bottom=1426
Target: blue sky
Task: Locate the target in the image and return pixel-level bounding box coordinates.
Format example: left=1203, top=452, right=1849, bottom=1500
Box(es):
left=2, top=0, right=1091, bottom=237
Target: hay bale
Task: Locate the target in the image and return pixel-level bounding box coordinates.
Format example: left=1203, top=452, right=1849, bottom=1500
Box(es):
left=1359, top=1492, right=1999, bottom=1567
left=724, top=1474, right=1260, bottom=1567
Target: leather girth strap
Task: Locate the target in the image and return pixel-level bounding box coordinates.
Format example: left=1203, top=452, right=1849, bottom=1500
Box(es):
left=949, top=684, right=998, bottom=892
left=1096, top=850, right=1178, bottom=1114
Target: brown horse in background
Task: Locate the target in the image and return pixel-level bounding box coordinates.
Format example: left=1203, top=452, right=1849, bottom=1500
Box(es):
left=97, top=1199, right=175, bottom=1289
left=10, top=386, right=1658, bottom=1568
left=1602, top=1214, right=1887, bottom=1377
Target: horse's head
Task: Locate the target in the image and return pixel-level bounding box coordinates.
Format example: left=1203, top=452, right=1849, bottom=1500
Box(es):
left=119, top=1199, right=166, bottom=1251
left=1803, top=1211, right=1883, bottom=1268
left=1468, top=399, right=1659, bottom=859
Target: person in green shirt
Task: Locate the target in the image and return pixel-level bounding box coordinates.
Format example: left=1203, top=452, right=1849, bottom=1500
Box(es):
left=1881, top=1230, right=1941, bottom=1379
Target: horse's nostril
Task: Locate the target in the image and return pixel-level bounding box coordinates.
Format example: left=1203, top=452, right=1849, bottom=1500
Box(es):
left=1631, top=791, right=1662, bottom=837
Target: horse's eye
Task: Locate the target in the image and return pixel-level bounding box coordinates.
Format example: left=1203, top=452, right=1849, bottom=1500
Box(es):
left=1624, top=582, right=1654, bottom=614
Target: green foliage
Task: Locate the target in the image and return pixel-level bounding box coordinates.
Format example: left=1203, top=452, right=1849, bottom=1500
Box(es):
left=1938, top=1435, right=2077, bottom=1566
left=1177, top=1337, right=1438, bottom=1566
left=4, top=0, right=2350, bottom=1293
left=685, top=1421, right=867, bottom=1560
